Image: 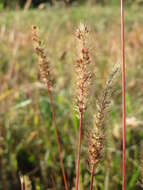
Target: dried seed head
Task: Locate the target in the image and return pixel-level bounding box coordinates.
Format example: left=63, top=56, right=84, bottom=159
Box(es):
left=86, top=125, right=104, bottom=172
left=31, top=25, right=51, bottom=88
left=87, top=64, right=120, bottom=172
left=75, top=23, right=92, bottom=115
left=95, top=64, right=120, bottom=128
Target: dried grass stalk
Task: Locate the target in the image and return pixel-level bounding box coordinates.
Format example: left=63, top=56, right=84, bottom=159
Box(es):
left=31, top=25, right=68, bottom=190
left=75, top=23, right=92, bottom=190
left=87, top=64, right=120, bottom=190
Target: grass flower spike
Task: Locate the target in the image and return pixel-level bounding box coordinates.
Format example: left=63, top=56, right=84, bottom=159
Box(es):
left=75, top=23, right=92, bottom=114
left=32, top=25, right=51, bottom=88
left=75, top=23, right=92, bottom=190
left=88, top=64, right=120, bottom=190
left=32, top=25, right=69, bottom=190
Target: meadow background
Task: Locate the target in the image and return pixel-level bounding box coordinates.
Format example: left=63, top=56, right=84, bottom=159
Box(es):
left=0, top=0, right=143, bottom=189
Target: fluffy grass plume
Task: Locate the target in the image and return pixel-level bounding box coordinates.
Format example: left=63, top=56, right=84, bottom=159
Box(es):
left=87, top=64, right=120, bottom=190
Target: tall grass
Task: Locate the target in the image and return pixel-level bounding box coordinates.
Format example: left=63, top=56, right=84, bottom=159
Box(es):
left=31, top=23, right=120, bottom=190
left=1, top=5, right=142, bottom=190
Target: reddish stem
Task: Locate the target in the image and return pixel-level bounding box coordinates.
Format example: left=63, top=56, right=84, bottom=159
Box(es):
left=47, top=84, right=69, bottom=190
left=75, top=110, right=83, bottom=190
left=89, top=164, right=95, bottom=190
left=21, top=181, right=25, bottom=190
left=121, top=1, right=126, bottom=190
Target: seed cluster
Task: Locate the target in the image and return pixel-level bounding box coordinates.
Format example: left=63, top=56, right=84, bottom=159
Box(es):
left=32, top=25, right=51, bottom=88
left=87, top=64, right=120, bottom=172
left=87, top=126, right=104, bottom=171
left=75, top=23, right=92, bottom=114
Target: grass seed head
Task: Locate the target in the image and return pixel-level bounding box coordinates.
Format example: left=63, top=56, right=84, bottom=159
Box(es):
left=31, top=25, right=51, bottom=88
left=75, top=23, right=92, bottom=115
left=87, top=126, right=105, bottom=172
left=87, top=64, right=120, bottom=172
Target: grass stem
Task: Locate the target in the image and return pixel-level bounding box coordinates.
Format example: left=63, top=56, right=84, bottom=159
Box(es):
left=89, top=164, right=95, bottom=190
left=75, top=110, right=83, bottom=190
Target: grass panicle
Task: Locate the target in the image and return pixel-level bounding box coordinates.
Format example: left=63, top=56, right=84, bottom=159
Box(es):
left=75, top=23, right=92, bottom=115
left=87, top=64, right=120, bottom=190
left=75, top=23, right=92, bottom=190
left=31, top=25, right=69, bottom=190
left=32, top=25, right=51, bottom=89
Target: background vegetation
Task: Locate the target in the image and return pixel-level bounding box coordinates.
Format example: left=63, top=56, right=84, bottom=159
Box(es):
left=0, top=2, right=143, bottom=190
left=0, top=0, right=143, bottom=9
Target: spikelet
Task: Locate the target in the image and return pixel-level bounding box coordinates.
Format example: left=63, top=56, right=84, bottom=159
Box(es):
left=75, top=23, right=92, bottom=115
left=87, top=64, right=120, bottom=172
left=95, top=64, right=119, bottom=128
left=31, top=25, right=51, bottom=88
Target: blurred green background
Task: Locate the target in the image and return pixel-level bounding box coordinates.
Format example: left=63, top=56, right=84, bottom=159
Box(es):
left=0, top=1, right=143, bottom=190
left=0, top=0, right=143, bottom=9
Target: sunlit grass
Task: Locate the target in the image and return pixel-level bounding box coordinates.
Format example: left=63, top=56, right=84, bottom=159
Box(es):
left=0, top=5, right=143, bottom=190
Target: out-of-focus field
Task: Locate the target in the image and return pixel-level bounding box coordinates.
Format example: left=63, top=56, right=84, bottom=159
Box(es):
left=0, top=5, right=143, bottom=190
